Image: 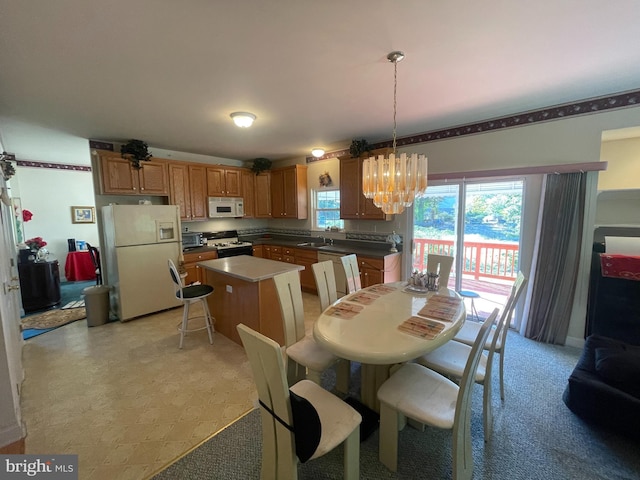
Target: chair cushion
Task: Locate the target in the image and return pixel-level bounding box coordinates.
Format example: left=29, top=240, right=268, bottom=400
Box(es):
left=290, top=379, right=361, bottom=461
left=416, top=340, right=487, bottom=383
left=595, top=347, right=640, bottom=399
left=181, top=284, right=214, bottom=299
left=377, top=363, right=459, bottom=429
left=454, top=321, right=499, bottom=350
left=286, top=335, right=338, bottom=372
left=289, top=389, right=321, bottom=463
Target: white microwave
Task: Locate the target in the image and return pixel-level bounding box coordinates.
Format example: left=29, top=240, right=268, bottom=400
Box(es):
left=208, top=197, right=244, bottom=218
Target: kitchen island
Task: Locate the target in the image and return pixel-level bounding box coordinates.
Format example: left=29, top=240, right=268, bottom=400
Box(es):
left=198, top=255, right=303, bottom=345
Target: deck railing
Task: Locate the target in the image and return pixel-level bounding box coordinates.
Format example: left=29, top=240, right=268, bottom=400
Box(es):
left=413, top=238, right=519, bottom=282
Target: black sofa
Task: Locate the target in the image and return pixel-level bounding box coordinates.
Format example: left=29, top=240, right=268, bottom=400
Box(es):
left=563, top=334, right=640, bottom=439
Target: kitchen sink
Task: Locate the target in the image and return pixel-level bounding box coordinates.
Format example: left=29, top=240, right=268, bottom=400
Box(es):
left=297, top=242, right=330, bottom=247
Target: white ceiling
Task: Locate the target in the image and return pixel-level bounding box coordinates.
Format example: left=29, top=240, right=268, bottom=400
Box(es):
left=1, top=0, right=640, bottom=161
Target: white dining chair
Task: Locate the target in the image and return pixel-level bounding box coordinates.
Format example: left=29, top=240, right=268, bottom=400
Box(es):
left=453, top=271, right=527, bottom=401
left=340, top=254, right=362, bottom=294
left=273, top=270, right=346, bottom=393
left=311, top=260, right=350, bottom=395
left=426, top=253, right=454, bottom=290
left=377, top=308, right=498, bottom=477
left=415, top=273, right=527, bottom=440
left=237, top=324, right=361, bottom=480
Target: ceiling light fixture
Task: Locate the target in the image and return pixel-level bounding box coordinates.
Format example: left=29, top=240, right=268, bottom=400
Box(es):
left=311, top=148, right=325, bottom=158
left=362, top=51, right=428, bottom=215
left=230, top=112, right=256, bottom=128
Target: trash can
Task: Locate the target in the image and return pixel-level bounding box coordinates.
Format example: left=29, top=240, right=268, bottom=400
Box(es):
left=83, top=285, right=110, bottom=327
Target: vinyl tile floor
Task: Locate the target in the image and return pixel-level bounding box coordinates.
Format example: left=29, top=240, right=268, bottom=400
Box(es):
left=20, top=292, right=323, bottom=480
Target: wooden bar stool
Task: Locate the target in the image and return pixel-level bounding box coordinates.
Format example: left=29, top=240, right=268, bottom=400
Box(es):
left=168, top=259, right=215, bottom=349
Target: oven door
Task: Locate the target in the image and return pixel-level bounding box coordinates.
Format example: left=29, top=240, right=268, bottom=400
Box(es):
left=216, top=246, right=253, bottom=258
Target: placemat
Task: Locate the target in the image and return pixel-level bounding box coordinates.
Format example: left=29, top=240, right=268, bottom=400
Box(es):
left=398, top=316, right=445, bottom=339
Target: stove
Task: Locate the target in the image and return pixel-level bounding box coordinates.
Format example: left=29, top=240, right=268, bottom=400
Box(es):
left=204, top=230, right=253, bottom=258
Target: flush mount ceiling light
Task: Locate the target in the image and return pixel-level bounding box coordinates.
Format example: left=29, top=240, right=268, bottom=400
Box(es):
left=362, top=51, right=428, bottom=215
left=311, top=148, right=325, bottom=158
left=230, top=112, right=256, bottom=128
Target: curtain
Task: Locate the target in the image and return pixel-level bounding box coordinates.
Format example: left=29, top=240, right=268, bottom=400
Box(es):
left=524, top=172, right=587, bottom=344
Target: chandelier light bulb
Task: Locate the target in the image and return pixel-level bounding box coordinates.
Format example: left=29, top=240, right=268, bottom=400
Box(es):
left=230, top=112, right=256, bottom=128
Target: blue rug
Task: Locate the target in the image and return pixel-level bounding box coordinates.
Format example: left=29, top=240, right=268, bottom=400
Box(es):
left=22, top=280, right=95, bottom=340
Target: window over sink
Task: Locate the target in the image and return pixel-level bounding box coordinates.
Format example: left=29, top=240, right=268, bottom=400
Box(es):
left=313, top=188, right=344, bottom=231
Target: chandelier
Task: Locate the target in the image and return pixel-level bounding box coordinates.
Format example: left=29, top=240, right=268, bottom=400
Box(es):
left=362, top=51, right=428, bottom=215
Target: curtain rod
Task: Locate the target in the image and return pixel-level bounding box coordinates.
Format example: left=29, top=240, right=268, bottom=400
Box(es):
left=428, top=161, right=606, bottom=181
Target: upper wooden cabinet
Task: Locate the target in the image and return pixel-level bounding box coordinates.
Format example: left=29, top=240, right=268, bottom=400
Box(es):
left=206, top=167, right=242, bottom=197
left=271, top=165, right=308, bottom=219
left=254, top=172, right=272, bottom=218
left=339, top=153, right=390, bottom=220
left=167, top=162, right=208, bottom=221
left=98, top=152, right=168, bottom=196
left=241, top=170, right=255, bottom=218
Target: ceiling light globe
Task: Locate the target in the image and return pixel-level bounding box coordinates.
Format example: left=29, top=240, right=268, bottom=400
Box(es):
left=311, top=148, right=325, bottom=158
left=230, top=112, right=256, bottom=128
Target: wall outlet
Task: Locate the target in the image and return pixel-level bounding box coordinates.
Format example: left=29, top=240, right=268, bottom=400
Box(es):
left=226, top=285, right=233, bottom=293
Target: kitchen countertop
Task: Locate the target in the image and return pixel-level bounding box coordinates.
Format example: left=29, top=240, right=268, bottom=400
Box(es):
left=251, top=237, right=401, bottom=259
left=198, top=255, right=303, bottom=282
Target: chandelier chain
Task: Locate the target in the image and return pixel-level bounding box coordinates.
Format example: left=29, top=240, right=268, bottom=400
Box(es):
left=392, top=58, right=398, bottom=154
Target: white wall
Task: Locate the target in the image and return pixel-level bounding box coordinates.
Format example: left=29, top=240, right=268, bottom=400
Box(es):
left=599, top=136, right=640, bottom=191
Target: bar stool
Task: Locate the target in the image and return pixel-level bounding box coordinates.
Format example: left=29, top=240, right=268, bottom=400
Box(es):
left=168, top=259, right=215, bottom=349
left=458, top=290, right=480, bottom=322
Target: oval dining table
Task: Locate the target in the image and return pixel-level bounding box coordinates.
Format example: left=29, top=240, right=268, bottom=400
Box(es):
left=313, top=281, right=466, bottom=412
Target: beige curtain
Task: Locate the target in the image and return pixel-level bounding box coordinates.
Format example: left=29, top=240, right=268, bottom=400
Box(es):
left=525, top=172, right=587, bottom=344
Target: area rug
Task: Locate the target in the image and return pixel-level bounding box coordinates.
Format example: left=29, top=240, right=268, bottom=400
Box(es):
left=20, top=307, right=86, bottom=331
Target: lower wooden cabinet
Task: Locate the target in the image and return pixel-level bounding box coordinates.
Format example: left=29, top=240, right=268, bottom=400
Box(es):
left=252, top=245, right=264, bottom=257
left=357, top=253, right=402, bottom=288
left=295, top=248, right=318, bottom=293
left=183, top=250, right=218, bottom=285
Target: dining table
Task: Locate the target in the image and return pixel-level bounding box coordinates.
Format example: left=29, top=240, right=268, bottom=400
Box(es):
left=313, top=281, right=466, bottom=412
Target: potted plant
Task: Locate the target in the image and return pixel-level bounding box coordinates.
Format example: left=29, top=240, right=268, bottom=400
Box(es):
left=349, top=139, right=370, bottom=158
left=121, top=139, right=152, bottom=169
left=251, top=157, right=272, bottom=175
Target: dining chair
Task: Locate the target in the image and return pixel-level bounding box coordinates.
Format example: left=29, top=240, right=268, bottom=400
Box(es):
left=453, top=271, right=527, bottom=401
left=168, top=258, right=214, bottom=349
left=426, top=253, right=454, bottom=290
left=311, top=260, right=350, bottom=394
left=237, top=324, right=361, bottom=480
left=273, top=270, right=347, bottom=393
left=415, top=274, right=526, bottom=440
left=340, top=254, right=362, bottom=294
left=86, top=243, right=102, bottom=285
left=377, top=308, right=499, bottom=477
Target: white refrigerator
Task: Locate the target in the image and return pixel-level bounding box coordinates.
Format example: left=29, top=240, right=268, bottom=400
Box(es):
left=102, top=205, right=182, bottom=321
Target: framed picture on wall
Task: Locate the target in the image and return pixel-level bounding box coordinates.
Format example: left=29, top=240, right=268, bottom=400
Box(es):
left=71, top=206, right=96, bottom=224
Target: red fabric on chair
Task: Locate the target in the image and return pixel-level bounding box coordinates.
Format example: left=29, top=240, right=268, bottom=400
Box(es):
left=600, top=254, right=640, bottom=281
left=65, top=251, right=97, bottom=281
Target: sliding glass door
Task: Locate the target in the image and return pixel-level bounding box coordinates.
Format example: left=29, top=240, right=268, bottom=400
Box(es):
left=412, top=179, right=524, bottom=319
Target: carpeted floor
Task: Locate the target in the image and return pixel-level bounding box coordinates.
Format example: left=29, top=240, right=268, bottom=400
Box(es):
left=152, top=332, right=640, bottom=480
left=21, top=280, right=95, bottom=340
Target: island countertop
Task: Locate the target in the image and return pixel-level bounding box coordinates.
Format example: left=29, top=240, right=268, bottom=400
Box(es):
left=199, top=254, right=303, bottom=282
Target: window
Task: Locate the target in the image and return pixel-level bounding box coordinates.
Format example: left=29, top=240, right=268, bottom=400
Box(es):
left=314, top=189, right=344, bottom=230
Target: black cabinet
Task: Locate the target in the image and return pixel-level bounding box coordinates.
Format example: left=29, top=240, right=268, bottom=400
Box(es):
left=19, top=260, right=61, bottom=313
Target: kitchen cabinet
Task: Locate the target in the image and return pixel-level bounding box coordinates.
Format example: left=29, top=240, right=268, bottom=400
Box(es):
left=168, top=162, right=208, bottom=221
left=270, top=165, right=308, bottom=219
left=339, top=152, right=391, bottom=220
left=241, top=170, right=255, bottom=218
left=254, top=172, right=272, bottom=218
left=98, top=152, right=169, bottom=195
left=183, top=250, right=218, bottom=285
left=206, top=166, right=242, bottom=197
left=295, top=248, right=318, bottom=293
left=252, top=245, right=264, bottom=257
left=357, top=253, right=402, bottom=288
